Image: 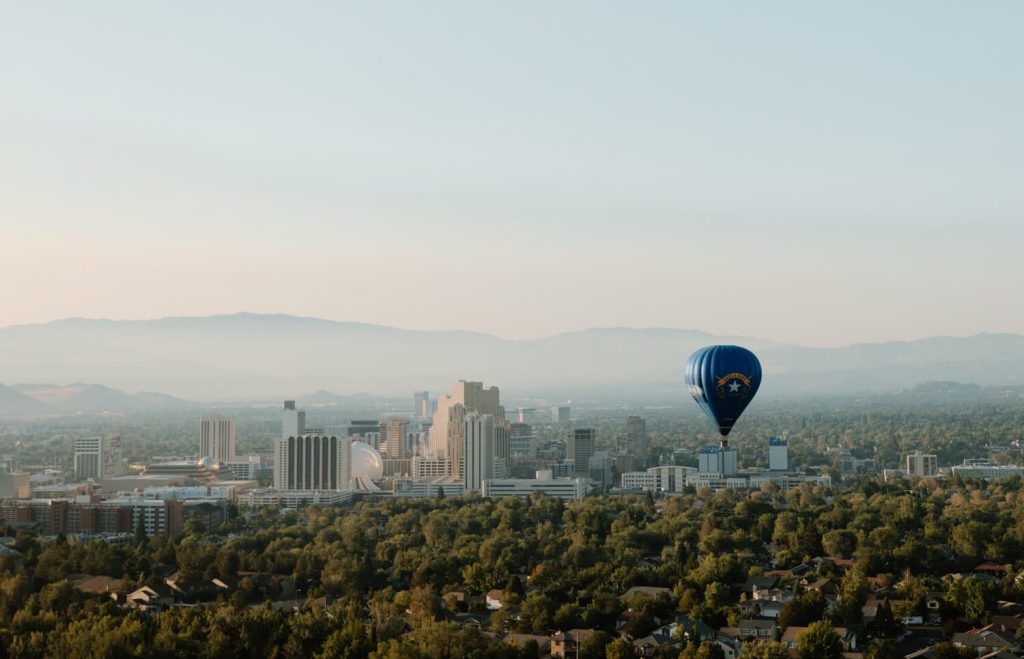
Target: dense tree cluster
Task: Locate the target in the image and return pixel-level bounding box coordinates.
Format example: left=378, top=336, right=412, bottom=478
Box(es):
left=1, top=468, right=1024, bottom=656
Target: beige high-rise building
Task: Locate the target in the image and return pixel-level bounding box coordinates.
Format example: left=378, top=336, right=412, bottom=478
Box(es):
left=380, top=418, right=410, bottom=459
left=428, top=380, right=508, bottom=479
left=454, top=381, right=501, bottom=417
left=199, top=416, right=236, bottom=463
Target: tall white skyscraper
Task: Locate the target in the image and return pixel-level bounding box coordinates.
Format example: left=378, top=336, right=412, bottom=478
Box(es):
left=199, top=415, right=236, bottom=462
left=464, top=413, right=495, bottom=493
left=273, top=434, right=351, bottom=491
left=74, top=434, right=123, bottom=480
left=281, top=400, right=306, bottom=439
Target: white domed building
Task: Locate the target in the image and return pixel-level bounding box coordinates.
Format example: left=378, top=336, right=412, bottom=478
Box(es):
left=350, top=441, right=383, bottom=491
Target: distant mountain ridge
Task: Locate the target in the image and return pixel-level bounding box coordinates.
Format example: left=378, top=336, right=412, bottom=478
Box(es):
left=0, top=383, right=194, bottom=415
left=1, top=313, right=1022, bottom=402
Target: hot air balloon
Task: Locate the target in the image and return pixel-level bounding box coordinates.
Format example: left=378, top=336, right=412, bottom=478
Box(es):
left=685, top=345, right=762, bottom=440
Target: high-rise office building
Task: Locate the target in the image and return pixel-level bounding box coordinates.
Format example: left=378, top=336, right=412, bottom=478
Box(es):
left=407, top=430, right=429, bottom=457
left=74, top=434, right=123, bottom=481
left=510, top=423, right=534, bottom=458
left=380, top=418, right=410, bottom=459
left=464, top=413, right=495, bottom=493
left=428, top=395, right=465, bottom=459
left=625, top=416, right=648, bottom=459
left=494, top=422, right=510, bottom=479
left=199, top=416, right=236, bottom=463
left=568, top=429, right=596, bottom=476
left=551, top=405, right=571, bottom=423
left=428, top=380, right=509, bottom=479
left=273, top=434, right=352, bottom=491
left=413, top=391, right=431, bottom=418
left=282, top=401, right=306, bottom=439
left=454, top=381, right=501, bottom=416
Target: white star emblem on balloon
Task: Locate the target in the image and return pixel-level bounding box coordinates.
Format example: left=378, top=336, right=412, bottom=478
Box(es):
left=728, top=381, right=741, bottom=393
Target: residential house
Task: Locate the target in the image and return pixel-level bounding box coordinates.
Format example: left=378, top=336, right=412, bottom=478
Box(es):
left=632, top=625, right=682, bottom=658
left=803, top=576, right=837, bottom=596
left=486, top=589, right=506, bottom=610
left=551, top=629, right=601, bottom=658
left=738, top=575, right=779, bottom=595
left=674, top=615, right=717, bottom=643
left=66, top=573, right=125, bottom=598
left=705, top=638, right=739, bottom=659
left=736, top=619, right=780, bottom=641
left=620, top=585, right=672, bottom=601
left=452, top=612, right=490, bottom=629
left=987, top=615, right=1024, bottom=636
left=125, top=585, right=175, bottom=612
left=751, top=600, right=786, bottom=619
left=951, top=628, right=1020, bottom=655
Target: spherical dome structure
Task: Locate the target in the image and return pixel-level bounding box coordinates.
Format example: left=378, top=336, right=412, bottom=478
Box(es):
left=198, top=456, right=218, bottom=470
left=350, top=441, right=383, bottom=480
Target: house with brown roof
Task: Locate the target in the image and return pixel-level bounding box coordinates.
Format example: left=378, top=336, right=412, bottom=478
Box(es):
left=66, top=573, right=125, bottom=597
left=620, top=585, right=672, bottom=601
left=486, top=589, right=506, bottom=610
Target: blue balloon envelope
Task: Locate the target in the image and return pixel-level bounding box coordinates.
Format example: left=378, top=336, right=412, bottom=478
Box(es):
left=685, top=345, right=762, bottom=436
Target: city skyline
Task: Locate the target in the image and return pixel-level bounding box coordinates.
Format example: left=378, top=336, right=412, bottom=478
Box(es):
left=3, top=3, right=1023, bottom=347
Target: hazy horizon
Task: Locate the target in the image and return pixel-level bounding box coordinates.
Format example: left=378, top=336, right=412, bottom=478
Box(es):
left=2, top=310, right=1023, bottom=348
left=3, top=3, right=1023, bottom=347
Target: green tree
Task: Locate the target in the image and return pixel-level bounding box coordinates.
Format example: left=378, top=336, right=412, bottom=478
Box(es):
left=866, top=639, right=901, bottom=659
left=946, top=576, right=990, bottom=623
left=779, top=590, right=827, bottom=628
left=821, top=530, right=857, bottom=559
left=837, top=566, right=869, bottom=624
left=695, top=641, right=727, bottom=659
left=796, top=621, right=843, bottom=659
left=741, top=641, right=790, bottom=659
left=870, top=599, right=900, bottom=638
left=605, top=637, right=635, bottom=659
left=578, top=630, right=612, bottom=659
left=930, top=643, right=975, bottom=659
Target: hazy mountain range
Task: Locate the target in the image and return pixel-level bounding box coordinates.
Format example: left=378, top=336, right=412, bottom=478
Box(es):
left=1, top=314, right=1022, bottom=408
left=0, top=382, right=193, bottom=416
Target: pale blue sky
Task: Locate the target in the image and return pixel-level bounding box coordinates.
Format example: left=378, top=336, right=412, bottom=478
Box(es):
left=2, top=2, right=1022, bottom=345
